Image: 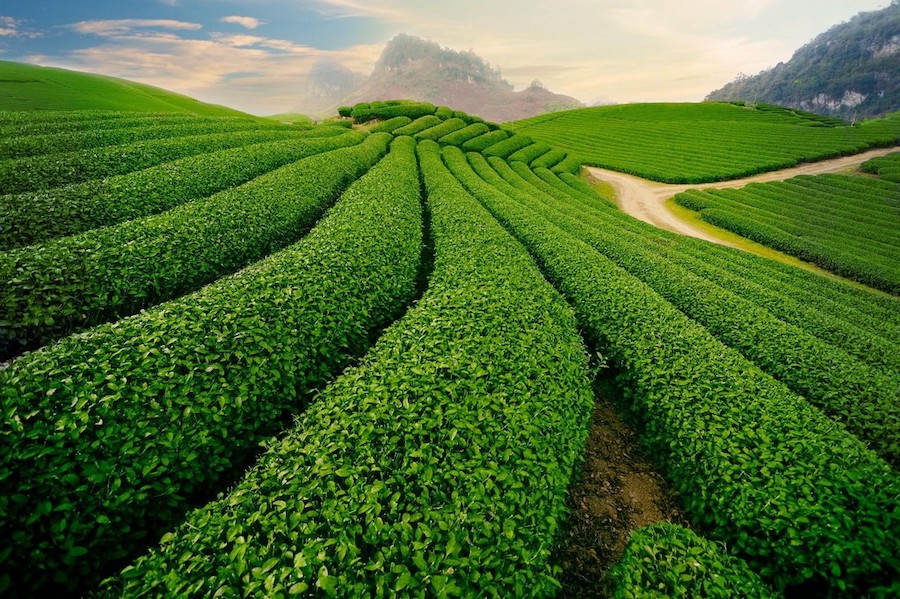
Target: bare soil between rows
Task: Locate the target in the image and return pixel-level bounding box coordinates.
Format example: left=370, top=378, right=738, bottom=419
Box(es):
left=554, top=375, right=686, bottom=596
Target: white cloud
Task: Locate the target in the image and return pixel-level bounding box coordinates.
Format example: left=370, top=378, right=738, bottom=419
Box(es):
left=0, top=16, right=41, bottom=39
left=66, top=19, right=202, bottom=37
left=309, top=0, right=405, bottom=19
left=305, top=0, right=885, bottom=104
left=27, top=27, right=381, bottom=115
left=220, top=16, right=264, bottom=30
left=24, top=0, right=892, bottom=115
left=211, top=33, right=317, bottom=54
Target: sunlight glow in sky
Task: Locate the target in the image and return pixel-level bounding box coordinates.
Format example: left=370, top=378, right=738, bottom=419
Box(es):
left=0, top=0, right=891, bottom=115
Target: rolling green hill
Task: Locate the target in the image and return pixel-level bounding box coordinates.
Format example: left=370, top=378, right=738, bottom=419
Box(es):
left=0, top=60, right=250, bottom=116
left=2, top=98, right=898, bottom=597
left=676, top=173, right=900, bottom=293
left=509, top=102, right=900, bottom=183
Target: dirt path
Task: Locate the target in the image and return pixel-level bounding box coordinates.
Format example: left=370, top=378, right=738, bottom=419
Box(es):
left=585, top=147, right=897, bottom=246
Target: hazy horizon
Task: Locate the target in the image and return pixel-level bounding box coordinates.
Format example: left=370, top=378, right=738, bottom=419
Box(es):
left=0, top=0, right=892, bottom=115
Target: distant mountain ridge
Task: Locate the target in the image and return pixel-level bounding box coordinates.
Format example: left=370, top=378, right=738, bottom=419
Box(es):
left=292, top=34, right=583, bottom=122
left=706, top=2, right=900, bottom=120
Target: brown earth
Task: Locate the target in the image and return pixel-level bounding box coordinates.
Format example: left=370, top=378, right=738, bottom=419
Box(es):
left=554, top=377, right=686, bottom=597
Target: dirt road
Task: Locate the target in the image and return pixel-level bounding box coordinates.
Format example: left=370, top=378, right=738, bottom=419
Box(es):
left=585, top=147, right=897, bottom=246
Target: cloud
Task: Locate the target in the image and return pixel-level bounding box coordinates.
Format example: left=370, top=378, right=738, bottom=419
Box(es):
left=0, top=16, right=41, bottom=39
left=21, top=0, right=888, bottom=115
left=27, top=26, right=381, bottom=115
left=66, top=19, right=202, bottom=37
left=301, top=0, right=821, bottom=103
left=220, top=16, right=264, bottom=30
left=211, top=33, right=316, bottom=54
left=308, top=0, right=406, bottom=20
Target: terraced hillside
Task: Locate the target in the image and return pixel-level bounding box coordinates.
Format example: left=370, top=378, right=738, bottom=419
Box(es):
left=510, top=102, right=900, bottom=183
left=2, top=100, right=898, bottom=598
left=675, top=170, right=900, bottom=293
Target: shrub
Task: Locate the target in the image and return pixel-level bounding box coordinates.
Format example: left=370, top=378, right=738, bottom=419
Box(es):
left=0, top=132, right=384, bottom=359
left=482, top=134, right=535, bottom=159
left=460, top=129, right=509, bottom=152
left=0, top=136, right=423, bottom=596
left=609, top=524, right=776, bottom=598
left=99, top=140, right=594, bottom=598
left=0, top=131, right=365, bottom=249
left=370, top=116, right=412, bottom=133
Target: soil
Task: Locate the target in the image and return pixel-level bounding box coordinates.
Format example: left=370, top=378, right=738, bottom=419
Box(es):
left=585, top=147, right=898, bottom=246
left=554, top=376, right=687, bottom=597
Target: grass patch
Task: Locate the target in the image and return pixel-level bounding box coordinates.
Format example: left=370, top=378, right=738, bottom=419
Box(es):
left=581, top=169, right=618, bottom=206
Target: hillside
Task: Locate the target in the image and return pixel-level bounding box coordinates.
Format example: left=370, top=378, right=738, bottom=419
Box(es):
left=291, top=34, right=584, bottom=122
left=0, top=61, right=251, bottom=116
left=706, top=2, right=900, bottom=120
left=510, top=102, right=900, bottom=182
left=3, top=102, right=898, bottom=597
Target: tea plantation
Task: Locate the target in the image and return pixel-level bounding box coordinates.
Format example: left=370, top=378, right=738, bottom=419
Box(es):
left=675, top=172, right=900, bottom=293
left=510, top=102, right=900, bottom=183
left=1, top=98, right=898, bottom=597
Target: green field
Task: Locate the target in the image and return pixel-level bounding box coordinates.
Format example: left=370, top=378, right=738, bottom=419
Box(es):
left=509, top=102, right=900, bottom=183
left=675, top=173, right=900, bottom=293
left=2, top=97, right=899, bottom=598
left=862, top=150, right=900, bottom=182
left=0, top=61, right=250, bottom=115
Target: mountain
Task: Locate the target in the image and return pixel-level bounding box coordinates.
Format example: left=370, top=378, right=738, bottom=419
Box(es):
left=0, top=60, right=250, bottom=116
left=706, top=2, right=900, bottom=120
left=291, top=34, right=584, bottom=122
left=290, top=58, right=367, bottom=116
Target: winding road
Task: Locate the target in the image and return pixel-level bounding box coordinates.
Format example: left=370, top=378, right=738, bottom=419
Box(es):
left=585, top=147, right=898, bottom=246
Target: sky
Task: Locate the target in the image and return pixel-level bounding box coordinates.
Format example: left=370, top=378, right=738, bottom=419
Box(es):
left=0, top=0, right=892, bottom=115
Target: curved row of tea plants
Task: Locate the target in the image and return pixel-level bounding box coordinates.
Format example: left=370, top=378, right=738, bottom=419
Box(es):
left=507, top=162, right=900, bottom=373
left=482, top=133, right=535, bottom=159
left=675, top=175, right=900, bottom=293
left=341, top=100, right=486, bottom=127
left=0, top=132, right=384, bottom=360
left=413, top=117, right=466, bottom=141
left=340, top=100, right=580, bottom=173
left=526, top=156, right=900, bottom=338
left=462, top=153, right=900, bottom=465
left=861, top=150, right=900, bottom=182
left=1, top=128, right=357, bottom=249
left=636, top=211, right=900, bottom=340
left=0, top=136, right=424, bottom=596
left=530, top=147, right=567, bottom=169
left=443, top=146, right=900, bottom=595
left=100, top=139, right=594, bottom=598
left=0, top=117, right=287, bottom=160
left=609, top=523, right=776, bottom=598
left=0, top=128, right=300, bottom=194
left=510, top=103, right=900, bottom=182
left=344, top=100, right=438, bottom=122
left=436, top=122, right=489, bottom=146
left=369, top=116, right=412, bottom=133
left=507, top=141, right=552, bottom=164
left=0, top=111, right=212, bottom=137
left=461, top=128, right=510, bottom=152
left=392, top=115, right=443, bottom=136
